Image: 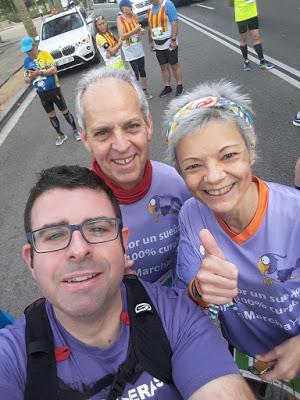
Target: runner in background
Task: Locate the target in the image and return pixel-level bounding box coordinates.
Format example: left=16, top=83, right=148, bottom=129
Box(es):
left=21, top=37, right=80, bottom=146
left=117, top=0, right=152, bottom=100
left=227, top=0, right=274, bottom=72
left=148, top=0, right=183, bottom=97
left=94, top=15, right=125, bottom=69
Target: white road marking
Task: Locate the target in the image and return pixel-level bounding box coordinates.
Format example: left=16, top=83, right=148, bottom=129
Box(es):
left=0, top=90, right=36, bottom=148
left=178, top=13, right=300, bottom=89
left=192, top=3, right=215, bottom=10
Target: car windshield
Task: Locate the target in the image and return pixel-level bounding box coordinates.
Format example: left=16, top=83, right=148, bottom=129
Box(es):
left=42, top=13, right=84, bottom=39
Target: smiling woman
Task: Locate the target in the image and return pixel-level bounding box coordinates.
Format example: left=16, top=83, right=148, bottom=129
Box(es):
left=165, top=80, right=300, bottom=387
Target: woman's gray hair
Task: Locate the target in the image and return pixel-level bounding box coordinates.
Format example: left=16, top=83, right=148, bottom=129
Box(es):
left=165, top=80, right=256, bottom=166
left=75, top=67, right=149, bottom=130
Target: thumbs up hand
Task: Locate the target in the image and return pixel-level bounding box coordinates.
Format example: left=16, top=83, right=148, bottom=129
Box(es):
left=195, top=229, right=238, bottom=305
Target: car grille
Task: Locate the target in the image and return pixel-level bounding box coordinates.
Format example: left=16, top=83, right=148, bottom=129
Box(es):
left=135, top=0, right=150, bottom=8
left=51, top=50, right=63, bottom=59
left=62, top=45, right=75, bottom=56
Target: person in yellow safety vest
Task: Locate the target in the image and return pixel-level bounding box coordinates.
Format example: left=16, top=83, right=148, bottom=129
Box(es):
left=227, top=0, right=274, bottom=72
left=94, top=16, right=125, bottom=70
left=148, top=0, right=183, bottom=98
left=117, top=0, right=152, bottom=100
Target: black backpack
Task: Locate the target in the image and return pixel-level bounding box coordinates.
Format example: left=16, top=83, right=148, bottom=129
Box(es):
left=24, top=275, right=173, bottom=400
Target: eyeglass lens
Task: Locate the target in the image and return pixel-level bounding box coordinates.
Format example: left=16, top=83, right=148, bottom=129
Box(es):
left=32, top=218, right=119, bottom=252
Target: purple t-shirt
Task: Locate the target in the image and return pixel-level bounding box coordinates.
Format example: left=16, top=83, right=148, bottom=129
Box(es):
left=121, top=161, right=190, bottom=284
left=177, top=181, right=300, bottom=356
left=0, top=282, right=239, bottom=399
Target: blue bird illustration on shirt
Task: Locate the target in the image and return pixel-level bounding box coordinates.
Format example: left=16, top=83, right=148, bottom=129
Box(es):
left=258, top=253, right=300, bottom=285
left=147, top=195, right=182, bottom=222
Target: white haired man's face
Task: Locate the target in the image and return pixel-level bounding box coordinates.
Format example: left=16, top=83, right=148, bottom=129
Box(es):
left=81, top=79, right=153, bottom=190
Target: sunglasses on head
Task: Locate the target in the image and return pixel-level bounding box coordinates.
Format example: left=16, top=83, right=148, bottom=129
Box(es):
left=95, top=15, right=105, bottom=21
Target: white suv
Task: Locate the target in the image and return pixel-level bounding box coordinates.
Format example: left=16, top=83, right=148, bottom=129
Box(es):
left=38, top=7, right=100, bottom=71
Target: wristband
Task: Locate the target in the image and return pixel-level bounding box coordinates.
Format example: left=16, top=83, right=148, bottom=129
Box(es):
left=188, top=278, right=209, bottom=309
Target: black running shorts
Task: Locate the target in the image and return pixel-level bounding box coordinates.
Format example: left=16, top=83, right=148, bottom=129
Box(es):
left=155, top=47, right=178, bottom=66
left=38, top=87, right=67, bottom=114
left=237, top=16, right=259, bottom=34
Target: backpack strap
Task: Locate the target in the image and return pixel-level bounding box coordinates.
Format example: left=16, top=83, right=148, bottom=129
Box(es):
left=24, top=298, right=59, bottom=400
left=105, top=276, right=173, bottom=400
left=24, top=300, right=118, bottom=400
left=123, top=275, right=173, bottom=384
left=24, top=277, right=173, bottom=400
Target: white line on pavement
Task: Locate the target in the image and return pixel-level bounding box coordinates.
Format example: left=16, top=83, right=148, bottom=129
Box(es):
left=192, top=4, right=215, bottom=10
left=178, top=12, right=300, bottom=87
left=0, top=90, right=36, bottom=148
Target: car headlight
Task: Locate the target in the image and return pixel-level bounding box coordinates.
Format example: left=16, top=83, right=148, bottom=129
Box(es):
left=76, top=35, right=91, bottom=46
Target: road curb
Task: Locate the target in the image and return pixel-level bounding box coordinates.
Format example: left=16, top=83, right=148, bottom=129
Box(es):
left=0, top=64, right=23, bottom=89
left=0, top=83, right=33, bottom=132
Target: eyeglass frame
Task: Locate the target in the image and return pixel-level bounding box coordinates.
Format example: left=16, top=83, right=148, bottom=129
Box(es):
left=26, top=217, right=122, bottom=254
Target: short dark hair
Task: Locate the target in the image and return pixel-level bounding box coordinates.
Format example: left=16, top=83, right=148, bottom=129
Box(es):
left=24, top=165, right=123, bottom=234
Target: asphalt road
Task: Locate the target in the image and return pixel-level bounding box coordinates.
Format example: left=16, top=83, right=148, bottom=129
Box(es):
left=0, top=0, right=299, bottom=319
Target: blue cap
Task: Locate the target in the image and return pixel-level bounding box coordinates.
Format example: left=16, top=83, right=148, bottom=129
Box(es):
left=119, top=0, right=132, bottom=9
left=20, top=37, right=34, bottom=53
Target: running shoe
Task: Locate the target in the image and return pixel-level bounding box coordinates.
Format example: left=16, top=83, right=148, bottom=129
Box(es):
left=73, top=130, right=81, bottom=141
left=259, top=60, right=274, bottom=70
left=175, top=85, right=184, bottom=96
left=243, top=61, right=252, bottom=72
left=293, top=113, right=300, bottom=127
left=55, top=134, right=68, bottom=146
left=143, top=89, right=153, bottom=100
left=159, top=86, right=172, bottom=98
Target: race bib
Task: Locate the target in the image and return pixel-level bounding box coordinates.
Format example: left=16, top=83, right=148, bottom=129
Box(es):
left=129, top=34, right=140, bottom=44
left=151, top=27, right=164, bottom=39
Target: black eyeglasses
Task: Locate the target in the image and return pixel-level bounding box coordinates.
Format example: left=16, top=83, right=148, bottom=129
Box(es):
left=27, top=217, right=121, bottom=253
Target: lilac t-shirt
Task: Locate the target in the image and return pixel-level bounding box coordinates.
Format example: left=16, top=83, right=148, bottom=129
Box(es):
left=177, top=181, right=300, bottom=356
left=0, top=282, right=239, bottom=399
left=121, top=161, right=190, bottom=284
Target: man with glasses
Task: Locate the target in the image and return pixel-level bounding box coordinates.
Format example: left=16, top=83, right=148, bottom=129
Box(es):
left=21, top=36, right=80, bottom=146
left=0, top=165, right=255, bottom=399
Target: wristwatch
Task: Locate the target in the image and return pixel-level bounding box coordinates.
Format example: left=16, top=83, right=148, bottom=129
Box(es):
left=171, top=38, right=176, bottom=42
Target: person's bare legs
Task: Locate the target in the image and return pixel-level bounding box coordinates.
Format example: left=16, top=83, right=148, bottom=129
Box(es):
left=171, top=63, right=182, bottom=85
left=160, top=63, right=171, bottom=86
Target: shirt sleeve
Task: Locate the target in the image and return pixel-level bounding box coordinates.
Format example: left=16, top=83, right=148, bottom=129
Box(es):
left=171, top=294, right=240, bottom=398
left=165, top=0, right=178, bottom=22
left=176, top=205, right=203, bottom=288
left=0, top=324, right=26, bottom=400
left=145, top=284, right=240, bottom=399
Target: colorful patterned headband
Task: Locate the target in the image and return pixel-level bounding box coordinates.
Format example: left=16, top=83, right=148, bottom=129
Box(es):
left=166, top=96, right=253, bottom=141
